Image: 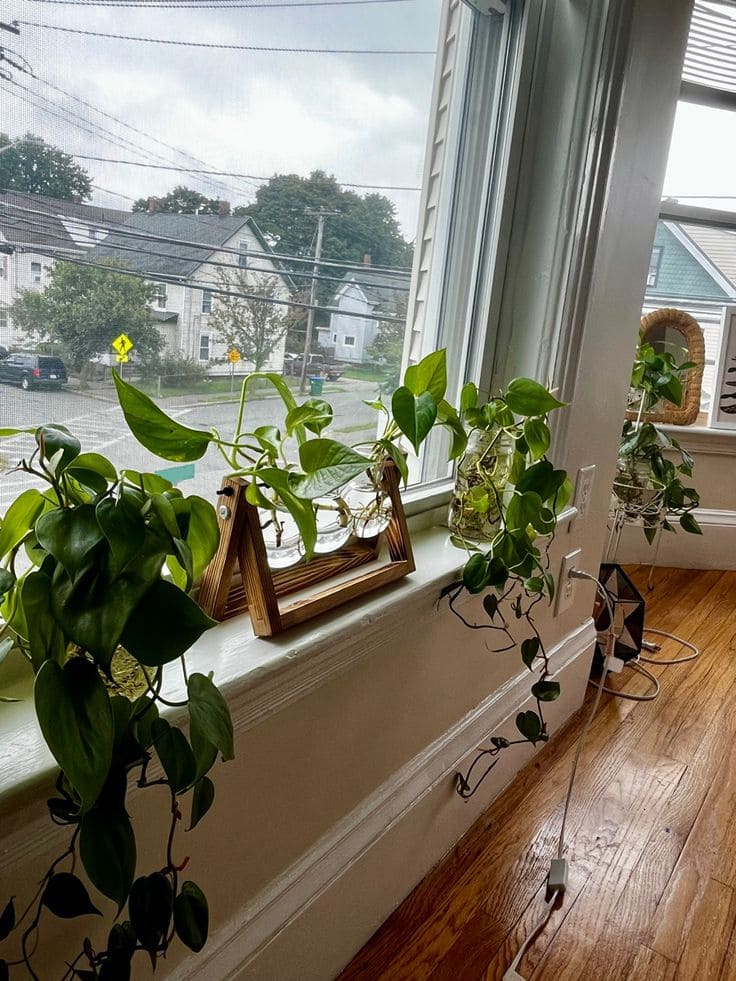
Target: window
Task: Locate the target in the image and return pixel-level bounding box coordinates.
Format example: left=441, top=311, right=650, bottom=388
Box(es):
left=199, top=335, right=210, bottom=361
left=647, top=246, right=663, bottom=287
left=0, top=256, right=6, bottom=279
left=332, top=333, right=337, bottom=343
left=30, top=262, right=42, bottom=284
left=238, top=242, right=248, bottom=269
left=201, top=290, right=213, bottom=314
left=0, top=308, right=7, bottom=333
left=153, top=284, right=167, bottom=309
left=343, top=336, right=356, bottom=347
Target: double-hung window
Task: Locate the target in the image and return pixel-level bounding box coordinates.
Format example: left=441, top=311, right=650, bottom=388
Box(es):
left=201, top=290, right=213, bottom=315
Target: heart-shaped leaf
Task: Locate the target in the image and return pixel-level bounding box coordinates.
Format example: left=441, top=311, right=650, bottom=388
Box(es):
left=188, top=673, right=234, bottom=762
left=35, top=658, right=114, bottom=810
left=174, top=881, right=209, bottom=953
left=531, top=680, right=560, bottom=702
left=36, top=425, right=81, bottom=474
left=120, top=580, right=215, bottom=667
left=0, top=489, right=48, bottom=560
left=403, top=349, right=447, bottom=402
left=391, top=387, right=437, bottom=454
left=515, top=710, right=542, bottom=744
left=113, top=373, right=212, bottom=462
left=80, top=807, right=136, bottom=910
left=152, top=719, right=197, bottom=793
left=20, top=571, right=67, bottom=670
left=129, top=874, right=172, bottom=954
left=42, top=873, right=101, bottom=919
left=36, top=506, right=104, bottom=581
left=292, top=440, right=371, bottom=499
left=505, top=378, right=564, bottom=417
left=188, top=776, right=215, bottom=831
left=521, top=637, right=540, bottom=670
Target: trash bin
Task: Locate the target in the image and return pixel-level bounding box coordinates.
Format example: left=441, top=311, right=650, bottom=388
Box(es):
left=309, top=376, right=324, bottom=396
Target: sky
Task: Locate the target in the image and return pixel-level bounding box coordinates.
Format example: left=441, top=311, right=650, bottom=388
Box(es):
left=3, top=0, right=442, bottom=236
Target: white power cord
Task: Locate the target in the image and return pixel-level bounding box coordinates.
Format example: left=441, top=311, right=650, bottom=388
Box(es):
left=639, top=627, right=699, bottom=665
left=502, top=568, right=616, bottom=980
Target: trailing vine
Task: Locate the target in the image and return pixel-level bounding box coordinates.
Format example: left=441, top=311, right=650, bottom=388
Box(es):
left=442, top=378, right=571, bottom=799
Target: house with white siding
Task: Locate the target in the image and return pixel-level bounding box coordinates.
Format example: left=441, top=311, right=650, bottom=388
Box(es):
left=319, top=268, right=411, bottom=364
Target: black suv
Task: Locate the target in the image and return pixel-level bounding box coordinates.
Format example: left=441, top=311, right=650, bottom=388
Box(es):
left=0, top=353, right=68, bottom=391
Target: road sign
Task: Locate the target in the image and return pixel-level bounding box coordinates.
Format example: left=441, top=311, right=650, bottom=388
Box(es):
left=228, top=349, right=241, bottom=363
left=116, top=354, right=129, bottom=364
left=112, top=333, right=133, bottom=356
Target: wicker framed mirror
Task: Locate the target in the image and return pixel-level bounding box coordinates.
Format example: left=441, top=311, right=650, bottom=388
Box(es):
left=625, top=307, right=705, bottom=426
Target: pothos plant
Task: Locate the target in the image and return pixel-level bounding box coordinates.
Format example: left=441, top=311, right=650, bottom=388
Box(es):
left=440, top=377, right=573, bottom=798
left=0, top=423, right=227, bottom=979
left=111, top=349, right=465, bottom=550
left=615, top=332, right=702, bottom=543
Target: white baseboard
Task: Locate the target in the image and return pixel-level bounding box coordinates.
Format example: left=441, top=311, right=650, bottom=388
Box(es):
left=615, top=508, right=736, bottom=570
left=180, top=619, right=596, bottom=981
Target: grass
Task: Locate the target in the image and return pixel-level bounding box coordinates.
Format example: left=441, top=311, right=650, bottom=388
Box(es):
left=342, top=366, right=386, bottom=383
left=135, top=375, right=300, bottom=400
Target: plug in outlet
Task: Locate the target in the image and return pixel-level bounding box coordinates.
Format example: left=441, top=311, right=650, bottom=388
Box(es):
left=555, top=548, right=581, bottom=615
left=570, top=465, right=596, bottom=525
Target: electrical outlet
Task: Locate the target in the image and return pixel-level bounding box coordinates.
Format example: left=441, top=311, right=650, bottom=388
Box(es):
left=555, top=548, right=582, bottom=615
left=571, top=465, right=596, bottom=524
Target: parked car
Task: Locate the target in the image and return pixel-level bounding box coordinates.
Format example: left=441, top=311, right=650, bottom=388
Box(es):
left=282, top=353, right=344, bottom=381
left=0, top=352, right=69, bottom=391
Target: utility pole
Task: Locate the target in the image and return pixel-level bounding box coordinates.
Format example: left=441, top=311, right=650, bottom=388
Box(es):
left=299, top=208, right=338, bottom=395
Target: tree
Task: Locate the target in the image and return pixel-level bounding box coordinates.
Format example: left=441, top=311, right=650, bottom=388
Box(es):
left=0, top=133, right=92, bottom=201
left=207, top=269, right=287, bottom=371
left=11, top=261, right=162, bottom=372
left=234, top=171, right=413, bottom=309
left=367, top=295, right=408, bottom=392
left=132, top=185, right=225, bottom=215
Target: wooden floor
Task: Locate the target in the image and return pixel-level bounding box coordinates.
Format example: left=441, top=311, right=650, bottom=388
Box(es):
left=339, top=567, right=736, bottom=980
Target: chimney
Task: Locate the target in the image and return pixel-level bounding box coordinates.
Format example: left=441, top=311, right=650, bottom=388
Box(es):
left=218, top=200, right=231, bottom=217
left=71, top=194, right=82, bottom=204
left=147, top=197, right=160, bottom=214
left=363, top=254, right=372, bottom=266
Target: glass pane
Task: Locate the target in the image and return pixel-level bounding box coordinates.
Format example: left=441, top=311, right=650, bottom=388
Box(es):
left=0, top=1, right=453, bottom=506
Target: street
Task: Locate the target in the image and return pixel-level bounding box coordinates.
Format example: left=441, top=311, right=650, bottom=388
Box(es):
left=0, top=378, right=381, bottom=510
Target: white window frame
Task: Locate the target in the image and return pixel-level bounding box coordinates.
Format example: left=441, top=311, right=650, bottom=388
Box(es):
left=343, top=335, right=356, bottom=347
left=30, top=261, right=42, bottom=284
left=153, top=284, right=168, bottom=310
left=238, top=242, right=248, bottom=269
left=647, top=245, right=664, bottom=288
left=199, top=334, right=210, bottom=361
left=201, top=289, right=213, bottom=314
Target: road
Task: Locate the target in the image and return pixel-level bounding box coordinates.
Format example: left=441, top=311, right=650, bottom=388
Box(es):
left=0, top=378, right=380, bottom=510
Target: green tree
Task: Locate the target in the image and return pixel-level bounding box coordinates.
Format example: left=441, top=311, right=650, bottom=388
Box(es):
left=207, top=269, right=287, bottom=371
left=11, top=262, right=162, bottom=373
left=366, top=295, right=408, bottom=391
left=132, top=185, right=224, bottom=215
left=0, top=133, right=92, bottom=201
left=234, top=171, right=413, bottom=309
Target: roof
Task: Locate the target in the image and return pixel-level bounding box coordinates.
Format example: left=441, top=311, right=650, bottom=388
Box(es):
left=0, top=189, right=128, bottom=252
left=89, top=212, right=296, bottom=288
left=675, top=223, right=736, bottom=293
left=335, top=268, right=411, bottom=316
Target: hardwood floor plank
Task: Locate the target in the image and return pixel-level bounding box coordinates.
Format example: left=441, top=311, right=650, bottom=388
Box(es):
left=339, top=569, right=735, bottom=981
left=626, top=945, right=676, bottom=981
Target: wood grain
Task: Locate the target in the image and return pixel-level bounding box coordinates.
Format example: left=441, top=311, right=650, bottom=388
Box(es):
left=338, top=568, right=736, bottom=981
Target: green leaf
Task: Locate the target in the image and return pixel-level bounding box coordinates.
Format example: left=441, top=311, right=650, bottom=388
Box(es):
left=189, top=776, right=215, bottom=831
left=391, top=387, right=437, bottom=454
left=515, top=710, right=542, bottom=744
left=460, top=382, right=478, bottom=413
left=285, top=399, right=333, bottom=437
left=42, top=873, right=101, bottom=919
left=0, top=568, right=14, bottom=604
left=531, top=680, right=561, bottom=702
left=35, top=658, right=114, bottom=811
left=20, top=571, right=66, bottom=670
left=403, top=349, right=447, bottom=402
left=0, top=898, right=15, bottom=942
left=504, top=378, right=565, bottom=417
left=129, top=874, right=173, bottom=954
left=190, top=716, right=218, bottom=782
left=188, top=673, right=234, bottom=762
left=0, top=488, right=48, bottom=560
left=462, top=553, right=488, bottom=594
left=252, top=425, right=281, bottom=458
left=36, top=425, right=81, bottom=474
left=95, top=496, right=146, bottom=579
left=292, top=440, right=371, bottom=499
left=521, top=637, right=540, bottom=670
left=131, top=697, right=159, bottom=751
left=523, top=419, right=551, bottom=461
left=113, top=373, right=212, bottom=462
left=680, top=512, right=703, bottom=535
left=36, top=506, right=104, bottom=581
left=150, top=493, right=181, bottom=539
left=120, top=581, right=215, bottom=667
left=152, top=719, right=197, bottom=793
left=378, top=441, right=409, bottom=487
left=80, top=807, right=136, bottom=910
left=436, top=400, right=468, bottom=459
left=67, top=452, right=118, bottom=487
left=174, top=881, right=209, bottom=953
left=256, top=468, right=318, bottom=557
left=516, top=461, right=567, bottom=505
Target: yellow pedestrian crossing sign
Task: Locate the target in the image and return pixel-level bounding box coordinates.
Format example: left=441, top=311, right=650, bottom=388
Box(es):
left=112, top=333, right=133, bottom=356
left=116, top=354, right=129, bottom=363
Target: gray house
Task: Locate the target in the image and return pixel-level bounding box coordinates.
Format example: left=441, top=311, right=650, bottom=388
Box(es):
left=319, top=268, right=410, bottom=364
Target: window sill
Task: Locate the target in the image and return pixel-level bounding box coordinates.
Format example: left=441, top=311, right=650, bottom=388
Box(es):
left=661, top=424, right=736, bottom=456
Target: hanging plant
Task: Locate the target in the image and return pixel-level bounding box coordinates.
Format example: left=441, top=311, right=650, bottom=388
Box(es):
left=442, top=378, right=572, bottom=797
left=0, top=424, right=226, bottom=978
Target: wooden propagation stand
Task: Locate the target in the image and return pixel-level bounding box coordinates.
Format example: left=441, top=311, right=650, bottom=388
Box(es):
left=197, top=461, right=414, bottom=637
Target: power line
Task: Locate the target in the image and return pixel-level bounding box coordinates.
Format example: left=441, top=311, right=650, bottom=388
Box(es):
left=19, top=21, right=436, bottom=54
left=0, top=199, right=415, bottom=275
left=67, top=153, right=422, bottom=193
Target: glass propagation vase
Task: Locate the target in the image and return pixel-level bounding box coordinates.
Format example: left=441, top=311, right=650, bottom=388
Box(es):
left=448, top=428, right=514, bottom=543
left=258, top=503, right=305, bottom=569
left=313, top=493, right=353, bottom=554
left=612, top=456, right=665, bottom=523
left=344, top=468, right=393, bottom=539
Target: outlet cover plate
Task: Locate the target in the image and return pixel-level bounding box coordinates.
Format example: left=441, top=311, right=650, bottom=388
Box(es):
left=555, top=548, right=582, bottom=615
